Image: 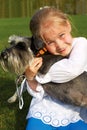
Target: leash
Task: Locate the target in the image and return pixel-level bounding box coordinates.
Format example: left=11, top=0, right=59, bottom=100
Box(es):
left=15, top=75, right=26, bottom=109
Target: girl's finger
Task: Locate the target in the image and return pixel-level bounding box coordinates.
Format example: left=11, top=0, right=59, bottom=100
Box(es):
left=31, top=57, right=43, bottom=68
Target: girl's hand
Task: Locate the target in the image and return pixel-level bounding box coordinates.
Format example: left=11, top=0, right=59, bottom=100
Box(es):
left=25, top=57, right=43, bottom=80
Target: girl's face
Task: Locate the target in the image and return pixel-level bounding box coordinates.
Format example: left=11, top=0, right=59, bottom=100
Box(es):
left=41, top=21, right=73, bottom=56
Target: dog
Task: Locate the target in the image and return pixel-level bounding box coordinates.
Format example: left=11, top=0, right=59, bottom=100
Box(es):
left=1, top=35, right=87, bottom=110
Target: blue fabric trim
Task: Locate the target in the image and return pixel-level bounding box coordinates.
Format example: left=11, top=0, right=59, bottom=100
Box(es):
left=26, top=117, right=87, bottom=130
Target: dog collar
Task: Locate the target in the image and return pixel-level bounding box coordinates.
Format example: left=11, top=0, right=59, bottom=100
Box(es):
left=36, top=47, right=47, bottom=57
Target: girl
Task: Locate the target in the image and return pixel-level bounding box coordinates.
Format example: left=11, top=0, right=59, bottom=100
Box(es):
left=25, top=7, right=87, bottom=130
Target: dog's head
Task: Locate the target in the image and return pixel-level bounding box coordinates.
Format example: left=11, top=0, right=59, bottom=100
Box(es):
left=0, top=36, right=33, bottom=75
left=0, top=35, right=46, bottom=75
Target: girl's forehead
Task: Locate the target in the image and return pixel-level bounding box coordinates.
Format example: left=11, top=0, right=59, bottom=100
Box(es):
left=41, top=19, right=67, bottom=33
left=41, top=23, right=67, bottom=39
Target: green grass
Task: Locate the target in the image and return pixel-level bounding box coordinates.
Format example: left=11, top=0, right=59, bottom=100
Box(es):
left=70, top=15, right=87, bottom=37
left=0, top=15, right=87, bottom=130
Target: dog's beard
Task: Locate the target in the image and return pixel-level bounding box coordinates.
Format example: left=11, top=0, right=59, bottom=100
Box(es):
left=0, top=48, right=34, bottom=75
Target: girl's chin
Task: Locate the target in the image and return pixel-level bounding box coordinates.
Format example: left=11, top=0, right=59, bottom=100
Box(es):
left=58, top=51, right=70, bottom=56
left=61, top=48, right=71, bottom=56
left=50, top=50, right=70, bottom=56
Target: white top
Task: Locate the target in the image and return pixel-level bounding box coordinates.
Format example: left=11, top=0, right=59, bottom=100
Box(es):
left=25, top=37, right=87, bottom=127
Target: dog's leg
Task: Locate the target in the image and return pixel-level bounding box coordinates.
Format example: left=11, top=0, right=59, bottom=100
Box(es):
left=7, top=91, right=18, bottom=103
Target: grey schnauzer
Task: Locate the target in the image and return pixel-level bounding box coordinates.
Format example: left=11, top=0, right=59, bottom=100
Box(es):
left=0, top=35, right=87, bottom=121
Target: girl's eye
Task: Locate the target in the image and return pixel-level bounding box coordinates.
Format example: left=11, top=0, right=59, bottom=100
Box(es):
left=47, top=41, right=54, bottom=45
left=59, top=33, right=65, bottom=38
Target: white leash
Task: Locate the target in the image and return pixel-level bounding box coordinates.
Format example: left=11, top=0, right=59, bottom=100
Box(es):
left=15, top=75, right=26, bottom=109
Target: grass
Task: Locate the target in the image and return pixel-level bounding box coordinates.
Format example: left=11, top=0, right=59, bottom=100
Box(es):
left=71, top=15, right=87, bottom=37
left=0, top=15, right=87, bottom=130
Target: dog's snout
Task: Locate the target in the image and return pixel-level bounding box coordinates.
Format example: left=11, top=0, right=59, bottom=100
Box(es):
left=0, top=51, right=9, bottom=60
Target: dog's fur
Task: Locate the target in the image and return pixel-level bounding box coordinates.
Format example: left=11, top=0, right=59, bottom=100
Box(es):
left=1, top=35, right=87, bottom=108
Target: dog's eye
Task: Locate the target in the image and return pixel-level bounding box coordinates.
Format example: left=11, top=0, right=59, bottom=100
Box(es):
left=16, top=42, right=27, bottom=50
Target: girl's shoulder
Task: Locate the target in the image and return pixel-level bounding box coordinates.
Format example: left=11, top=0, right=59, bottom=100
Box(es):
left=72, top=37, right=87, bottom=47
left=73, top=37, right=87, bottom=42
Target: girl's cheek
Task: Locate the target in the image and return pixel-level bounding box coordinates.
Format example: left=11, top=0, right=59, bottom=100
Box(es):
left=63, top=37, right=72, bottom=44
left=46, top=46, right=55, bottom=53
left=66, top=35, right=73, bottom=43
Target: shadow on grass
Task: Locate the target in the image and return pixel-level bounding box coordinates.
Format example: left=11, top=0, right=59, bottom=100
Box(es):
left=14, top=93, right=32, bottom=130
left=0, top=76, right=32, bottom=130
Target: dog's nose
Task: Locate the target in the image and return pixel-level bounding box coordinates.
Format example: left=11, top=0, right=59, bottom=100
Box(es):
left=0, top=51, right=8, bottom=59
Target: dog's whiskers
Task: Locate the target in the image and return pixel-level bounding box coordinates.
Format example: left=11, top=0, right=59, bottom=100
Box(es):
left=0, top=61, right=8, bottom=72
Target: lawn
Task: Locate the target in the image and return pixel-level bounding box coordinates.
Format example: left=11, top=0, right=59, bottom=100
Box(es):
left=0, top=15, right=87, bottom=130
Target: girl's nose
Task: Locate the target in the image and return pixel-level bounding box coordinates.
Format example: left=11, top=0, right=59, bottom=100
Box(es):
left=55, top=39, right=63, bottom=48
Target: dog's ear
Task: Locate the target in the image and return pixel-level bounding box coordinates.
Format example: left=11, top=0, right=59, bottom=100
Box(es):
left=16, top=41, right=27, bottom=49
left=31, top=36, right=44, bottom=50
left=8, top=35, right=26, bottom=45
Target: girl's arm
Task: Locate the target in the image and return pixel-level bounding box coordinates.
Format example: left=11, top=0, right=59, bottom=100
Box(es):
left=26, top=79, right=46, bottom=98
left=36, top=37, right=87, bottom=83
left=25, top=57, right=46, bottom=97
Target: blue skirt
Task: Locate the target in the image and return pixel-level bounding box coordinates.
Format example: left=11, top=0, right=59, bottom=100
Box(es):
left=26, top=117, right=87, bottom=130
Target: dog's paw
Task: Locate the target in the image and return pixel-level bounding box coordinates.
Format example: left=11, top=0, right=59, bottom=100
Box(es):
left=7, top=92, right=18, bottom=103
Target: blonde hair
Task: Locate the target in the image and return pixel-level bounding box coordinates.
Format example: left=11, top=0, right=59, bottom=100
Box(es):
left=30, top=7, right=70, bottom=38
